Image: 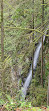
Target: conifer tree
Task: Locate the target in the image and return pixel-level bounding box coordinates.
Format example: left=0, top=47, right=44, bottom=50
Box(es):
left=32, top=0, right=34, bottom=77
left=47, top=75, right=49, bottom=105
left=1, top=0, right=4, bottom=60
left=41, top=0, right=44, bottom=87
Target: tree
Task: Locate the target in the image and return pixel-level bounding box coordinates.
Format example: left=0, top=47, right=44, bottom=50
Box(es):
left=41, top=0, right=44, bottom=87
left=1, top=0, right=4, bottom=60
left=32, top=0, right=34, bottom=77
left=47, top=75, right=49, bottom=106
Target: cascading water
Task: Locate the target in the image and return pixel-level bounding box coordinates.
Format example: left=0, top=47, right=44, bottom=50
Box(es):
left=21, top=42, right=42, bottom=97
left=21, top=26, right=49, bottom=98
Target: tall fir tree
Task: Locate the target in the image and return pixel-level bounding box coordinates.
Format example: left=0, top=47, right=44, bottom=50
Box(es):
left=41, top=0, right=44, bottom=87
left=1, top=0, right=4, bottom=60
left=32, top=0, right=34, bottom=77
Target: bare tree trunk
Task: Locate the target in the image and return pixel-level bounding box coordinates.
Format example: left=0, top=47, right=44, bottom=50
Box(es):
left=41, top=0, right=44, bottom=87
left=32, top=0, right=34, bottom=77
left=1, top=0, right=4, bottom=60
left=47, top=75, right=49, bottom=106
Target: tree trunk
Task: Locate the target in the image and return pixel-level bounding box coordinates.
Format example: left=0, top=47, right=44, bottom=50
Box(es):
left=41, top=0, right=44, bottom=87
left=47, top=75, right=49, bottom=106
left=1, top=0, right=4, bottom=60
left=32, top=0, right=34, bottom=77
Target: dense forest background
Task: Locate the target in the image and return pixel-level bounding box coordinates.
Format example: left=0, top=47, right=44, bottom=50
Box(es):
left=0, top=0, right=49, bottom=110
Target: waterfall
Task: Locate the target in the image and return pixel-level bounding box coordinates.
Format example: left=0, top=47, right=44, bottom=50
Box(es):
left=21, top=26, right=49, bottom=98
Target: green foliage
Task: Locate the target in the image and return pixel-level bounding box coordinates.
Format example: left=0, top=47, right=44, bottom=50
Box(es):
left=0, top=91, right=49, bottom=110
left=0, top=0, right=49, bottom=108
left=0, top=92, right=31, bottom=110
left=27, top=82, right=47, bottom=106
